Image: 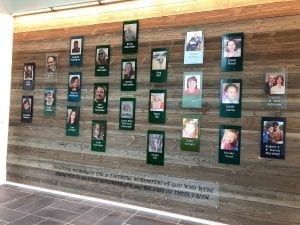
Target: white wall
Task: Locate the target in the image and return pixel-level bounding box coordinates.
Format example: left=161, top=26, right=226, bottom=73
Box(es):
left=0, top=13, right=13, bottom=184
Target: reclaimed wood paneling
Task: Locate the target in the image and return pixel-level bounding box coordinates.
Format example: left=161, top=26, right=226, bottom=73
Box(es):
left=7, top=1, right=300, bottom=224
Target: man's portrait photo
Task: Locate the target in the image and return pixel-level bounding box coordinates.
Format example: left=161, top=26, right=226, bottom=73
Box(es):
left=70, top=38, right=82, bottom=55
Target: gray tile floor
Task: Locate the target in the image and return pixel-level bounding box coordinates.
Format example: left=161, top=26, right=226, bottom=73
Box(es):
left=0, top=184, right=206, bottom=225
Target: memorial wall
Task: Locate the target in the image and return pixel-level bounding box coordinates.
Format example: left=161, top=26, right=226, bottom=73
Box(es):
left=7, top=1, right=300, bottom=224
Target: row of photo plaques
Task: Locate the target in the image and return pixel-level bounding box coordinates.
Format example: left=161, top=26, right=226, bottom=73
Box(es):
left=21, top=88, right=286, bottom=166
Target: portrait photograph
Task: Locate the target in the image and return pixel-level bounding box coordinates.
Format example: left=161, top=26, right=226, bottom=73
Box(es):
left=147, top=130, right=165, bottom=166
left=96, top=47, right=109, bottom=66
left=91, top=120, right=107, bottom=152
left=220, top=129, right=239, bottom=151
left=122, top=20, right=139, bottom=54
left=182, top=118, right=199, bottom=139
left=223, top=38, right=242, bottom=58
left=265, top=72, right=286, bottom=95
left=221, top=82, right=240, bottom=104
left=260, top=117, right=286, bottom=159
left=152, top=50, right=167, bottom=70
left=184, top=30, right=204, bottom=64
left=93, top=83, right=109, bottom=114
left=67, top=72, right=81, bottom=102
left=66, top=106, right=80, bottom=136
left=92, top=122, right=105, bottom=141
left=21, top=95, right=33, bottom=123
left=150, top=93, right=165, bottom=112
left=121, top=101, right=133, bottom=119
left=23, top=63, right=35, bottom=90
left=184, top=74, right=201, bottom=95
left=46, top=54, right=58, bottom=77
left=221, top=32, right=244, bottom=72
left=122, top=59, right=136, bottom=79
left=70, top=38, right=82, bottom=55
left=218, top=125, right=241, bottom=165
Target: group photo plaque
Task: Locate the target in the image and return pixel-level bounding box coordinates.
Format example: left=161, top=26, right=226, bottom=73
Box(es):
left=260, top=117, right=286, bottom=159
left=122, top=20, right=139, bottom=54
left=150, top=48, right=168, bottom=82
left=95, top=45, right=110, bottom=76
left=221, top=32, right=244, bottom=72
left=264, top=68, right=288, bottom=109
left=184, top=30, right=204, bottom=64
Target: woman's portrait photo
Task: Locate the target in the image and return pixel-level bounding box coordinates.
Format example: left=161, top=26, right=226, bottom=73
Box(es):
left=122, top=61, right=136, bottom=79
left=150, top=93, right=165, bottom=111
left=44, top=90, right=55, bottom=106
left=220, top=129, right=239, bottom=151
left=66, top=108, right=78, bottom=125
left=121, top=101, right=133, bottom=119
left=182, top=118, right=198, bottom=139
left=96, top=48, right=109, bottom=66
left=22, top=97, right=32, bottom=113
left=69, top=75, right=80, bottom=92
left=184, top=75, right=201, bottom=95
left=223, top=38, right=242, bottom=58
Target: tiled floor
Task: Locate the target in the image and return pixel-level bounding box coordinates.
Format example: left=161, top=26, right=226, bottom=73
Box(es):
left=0, top=184, right=206, bottom=225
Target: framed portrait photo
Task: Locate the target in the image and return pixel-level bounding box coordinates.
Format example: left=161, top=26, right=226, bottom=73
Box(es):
left=93, top=83, right=109, bottom=114
left=218, top=125, right=241, bottom=165
left=121, top=58, right=137, bottom=91
left=69, top=36, right=83, bottom=66
left=46, top=53, right=58, bottom=78
left=119, top=97, right=136, bottom=130
left=122, top=20, right=139, bottom=54
left=182, top=71, right=203, bottom=108
left=221, top=32, right=244, bottom=71
left=23, top=63, right=35, bottom=90
left=67, top=72, right=81, bottom=102
left=91, top=120, right=107, bottom=152
left=147, top=130, right=165, bottom=166
left=21, top=95, right=33, bottom=123
left=180, top=115, right=200, bottom=152
left=184, top=30, right=204, bottom=64
left=150, top=48, right=168, bottom=82
left=220, top=79, right=242, bottom=118
left=95, top=45, right=110, bottom=76
left=44, top=88, right=56, bottom=116
left=149, top=90, right=166, bottom=124
left=66, top=106, right=80, bottom=136
left=260, top=117, right=286, bottom=159
left=265, top=68, right=288, bottom=109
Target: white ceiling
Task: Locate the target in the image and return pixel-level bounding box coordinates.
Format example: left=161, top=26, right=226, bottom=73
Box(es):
left=0, top=0, right=95, bottom=14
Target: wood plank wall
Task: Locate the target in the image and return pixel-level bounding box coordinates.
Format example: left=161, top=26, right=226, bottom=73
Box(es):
left=8, top=1, right=300, bottom=224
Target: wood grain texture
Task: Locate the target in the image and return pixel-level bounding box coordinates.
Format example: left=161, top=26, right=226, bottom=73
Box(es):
left=7, top=1, right=300, bottom=225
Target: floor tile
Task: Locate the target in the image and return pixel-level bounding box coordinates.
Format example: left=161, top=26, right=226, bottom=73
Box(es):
left=50, top=199, right=93, bottom=214
left=95, top=210, right=132, bottom=225
left=0, top=206, right=27, bottom=223
left=70, top=207, right=112, bottom=225
left=7, top=214, right=45, bottom=225
left=36, top=219, right=65, bottom=225
left=2, top=193, right=45, bottom=209
left=156, top=215, right=180, bottom=224
left=97, top=203, right=137, bottom=214
left=127, top=215, right=177, bottom=225
left=0, top=189, right=29, bottom=204
left=17, top=197, right=59, bottom=214
left=33, top=207, right=80, bottom=223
